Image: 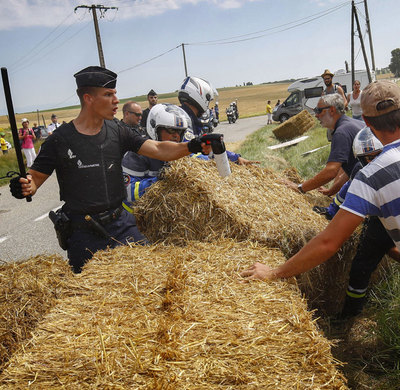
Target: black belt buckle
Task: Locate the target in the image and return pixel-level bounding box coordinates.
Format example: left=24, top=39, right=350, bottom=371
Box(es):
left=97, top=205, right=122, bottom=225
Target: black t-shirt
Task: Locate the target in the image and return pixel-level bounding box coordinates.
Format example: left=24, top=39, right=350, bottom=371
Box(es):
left=327, top=115, right=364, bottom=177
left=31, top=120, right=147, bottom=214
left=140, top=107, right=150, bottom=128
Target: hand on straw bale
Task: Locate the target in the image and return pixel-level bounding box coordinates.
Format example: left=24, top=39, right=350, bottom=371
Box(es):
left=237, top=156, right=260, bottom=166
left=279, top=177, right=301, bottom=193
left=240, top=262, right=276, bottom=281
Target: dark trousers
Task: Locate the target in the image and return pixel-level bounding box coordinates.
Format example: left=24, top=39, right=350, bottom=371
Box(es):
left=67, top=209, right=148, bottom=273
left=348, top=216, right=395, bottom=291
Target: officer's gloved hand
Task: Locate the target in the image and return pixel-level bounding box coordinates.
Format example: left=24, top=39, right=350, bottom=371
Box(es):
left=157, top=162, right=170, bottom=180
left=9, top=176, right=25, bottom=199
left=187, top=136, right=204, bottom=154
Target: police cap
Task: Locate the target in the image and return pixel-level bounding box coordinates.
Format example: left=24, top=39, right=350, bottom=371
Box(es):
left=74, top=66, right=117, bottom=89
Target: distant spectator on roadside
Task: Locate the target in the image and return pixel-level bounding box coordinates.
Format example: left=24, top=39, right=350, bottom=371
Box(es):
left=266, top=100, right=273, bottom=124
left=32, top=122, right=40, bottom=140
left=347, top=80, right=363, bottom=121
left=19, top=118, right=36, bottom=168
left=47, top=114, right=60, bottom=135
left=321, top=69, right=347, bottom=106
left=275, top=100, right=281, bottom=107
left=140, top=89, right=158, bottom=129
left=0, top=132, right=8, bottom=154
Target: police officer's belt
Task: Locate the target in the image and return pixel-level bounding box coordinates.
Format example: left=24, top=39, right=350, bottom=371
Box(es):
left=93, top=205, right=123, bottom=225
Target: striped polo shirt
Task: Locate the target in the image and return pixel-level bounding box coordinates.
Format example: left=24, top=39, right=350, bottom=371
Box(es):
left=341, top=139, right=400, bottom=249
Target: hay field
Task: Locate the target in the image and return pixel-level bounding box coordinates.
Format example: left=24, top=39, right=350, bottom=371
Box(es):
left=0, top=83, right=290, bottom=130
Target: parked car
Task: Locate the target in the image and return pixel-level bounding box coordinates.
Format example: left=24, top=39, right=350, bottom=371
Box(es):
left=39, top=126, right=51, bottom=139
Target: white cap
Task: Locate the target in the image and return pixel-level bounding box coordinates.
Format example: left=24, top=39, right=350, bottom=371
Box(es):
left=21, top=118, right=29, bottom=123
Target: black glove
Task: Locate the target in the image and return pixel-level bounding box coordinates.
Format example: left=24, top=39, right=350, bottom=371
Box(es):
left=157, top=162, right=170, bottom=180
left=9, top=176, right=25, bottom=199
left=187, top=136, right=204, bottom=154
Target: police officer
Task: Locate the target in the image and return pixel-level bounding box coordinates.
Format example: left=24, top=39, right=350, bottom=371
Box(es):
left=178, top=76, right=256, bottom=165
left=10, top=66, right=211, bottom=273
left=140, top=89, right=158, bottom=130
left=120, top=101, right=147, bottom=138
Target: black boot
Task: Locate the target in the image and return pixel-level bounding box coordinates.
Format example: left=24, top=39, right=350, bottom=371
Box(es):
left=340, top=295, right=366, bottom=319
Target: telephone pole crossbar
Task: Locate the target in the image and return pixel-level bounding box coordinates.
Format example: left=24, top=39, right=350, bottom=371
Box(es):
left=74, top=4, right=118, bottom=68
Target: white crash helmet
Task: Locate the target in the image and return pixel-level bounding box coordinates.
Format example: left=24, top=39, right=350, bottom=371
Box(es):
left=146, top=103, right=194, bottom=142
left=178, top=76, right=215, bottom=115
left=353, top=126, right=383, bottom=166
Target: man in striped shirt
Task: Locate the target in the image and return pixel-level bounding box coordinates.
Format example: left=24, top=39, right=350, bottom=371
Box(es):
left=241, top=80, right=400, bottom=283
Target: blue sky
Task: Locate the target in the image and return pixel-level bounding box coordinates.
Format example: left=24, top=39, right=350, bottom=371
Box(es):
left=0, top=0, right=399, bottom=115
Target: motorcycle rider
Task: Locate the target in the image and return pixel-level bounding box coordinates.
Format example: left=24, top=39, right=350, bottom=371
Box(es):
left=122, top=103, right=209, bottom=211
left=178, top=76, right=254, bottom=165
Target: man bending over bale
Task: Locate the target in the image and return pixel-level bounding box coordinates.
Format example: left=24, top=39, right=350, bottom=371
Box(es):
left=284, top=93, right=363, bottom=197
left=241, top=80, right=400, bottom=284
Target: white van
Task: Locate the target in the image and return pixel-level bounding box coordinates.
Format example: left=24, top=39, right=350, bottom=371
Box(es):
left=272, top=69, right=374, bottom=123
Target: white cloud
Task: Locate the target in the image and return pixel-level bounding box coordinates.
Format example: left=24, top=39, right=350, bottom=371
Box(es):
left=0, top=0, right=259, bottom=30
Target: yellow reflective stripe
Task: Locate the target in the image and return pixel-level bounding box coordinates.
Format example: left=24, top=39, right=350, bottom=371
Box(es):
left=134, top=181, right=140, bottom=201
left=334, top=196, right=342, bottom=206
left=346, top=290, right=366, bottom=299
left=122, top=202, right=134, bottom=214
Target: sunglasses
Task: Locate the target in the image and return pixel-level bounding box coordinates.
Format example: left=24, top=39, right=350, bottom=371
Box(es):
left=313, top=106, right=331, bottom=114
left=128, top=111, right=142, bottom=117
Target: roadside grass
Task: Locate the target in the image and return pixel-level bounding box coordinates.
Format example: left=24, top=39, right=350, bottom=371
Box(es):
left=237, top=120, right=330, bottom=178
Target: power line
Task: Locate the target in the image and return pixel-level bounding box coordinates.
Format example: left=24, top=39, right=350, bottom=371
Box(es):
left=187, top=1, right=351, bottom=46
left=8, top=12, right=75, bottom=69
left=11, top=22, right=92, bottom=76
left=117, top=45, right=181, bottom=74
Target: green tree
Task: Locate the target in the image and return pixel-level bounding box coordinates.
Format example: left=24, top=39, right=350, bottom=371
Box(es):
left=389, top=48, right=400, bottom=77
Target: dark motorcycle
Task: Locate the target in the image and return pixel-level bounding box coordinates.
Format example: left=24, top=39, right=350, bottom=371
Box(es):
left=226, top=107, right=237, bottom=124
left=200, top=109, right=215, bottom=134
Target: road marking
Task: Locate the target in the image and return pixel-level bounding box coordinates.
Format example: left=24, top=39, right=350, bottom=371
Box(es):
left=0, top=236, right=9, bottom=244
left=34, top=206, right=61, bottom=222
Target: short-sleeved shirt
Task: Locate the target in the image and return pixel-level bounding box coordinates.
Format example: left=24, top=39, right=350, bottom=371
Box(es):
left=31, top=120, right=147, bottom=214
left=341, top=139, right=400, bottom=249
left=327, top=115, right=364, bottom=177
left=0, top=137, right=7, bottom=151
left=19, top=128, right=35, bottom=149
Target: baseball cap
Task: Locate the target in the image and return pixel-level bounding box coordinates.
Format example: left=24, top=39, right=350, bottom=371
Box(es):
left=74, top=66, right=117, bottom=89
left=21, top=118, right=29, bottom=123
left=361, top=80, right=400, bottom=117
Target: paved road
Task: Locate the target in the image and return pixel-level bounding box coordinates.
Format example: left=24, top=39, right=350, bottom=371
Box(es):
left=0, top=115, right=267, bottom=263
left=215, top=115, right=267, bottom=143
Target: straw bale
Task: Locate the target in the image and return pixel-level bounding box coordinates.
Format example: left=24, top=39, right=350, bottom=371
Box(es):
left=0, top=256, right=74, bottom=372
left=0, top=242, right=348, bottom=389
left=132, top=158, right=359, bottom=314
left=273, top=110, right=316, bottom=141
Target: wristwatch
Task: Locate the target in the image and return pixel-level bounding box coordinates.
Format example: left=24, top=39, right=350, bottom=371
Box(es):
left=298, top=183, right=305, bottom=194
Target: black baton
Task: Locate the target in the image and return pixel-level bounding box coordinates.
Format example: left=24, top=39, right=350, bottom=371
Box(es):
left=1, top=67, right=32, bottom=202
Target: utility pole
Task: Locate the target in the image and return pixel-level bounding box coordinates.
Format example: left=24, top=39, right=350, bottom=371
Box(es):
left=74, top=4, right=118, bottom=68
left=353, top=3, right=372, bottom=82
left=364, top=0, right=376, bottom=71
left=351, top=1, right=355, bottom=84
left=181, top=43, right=188, bottom=77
